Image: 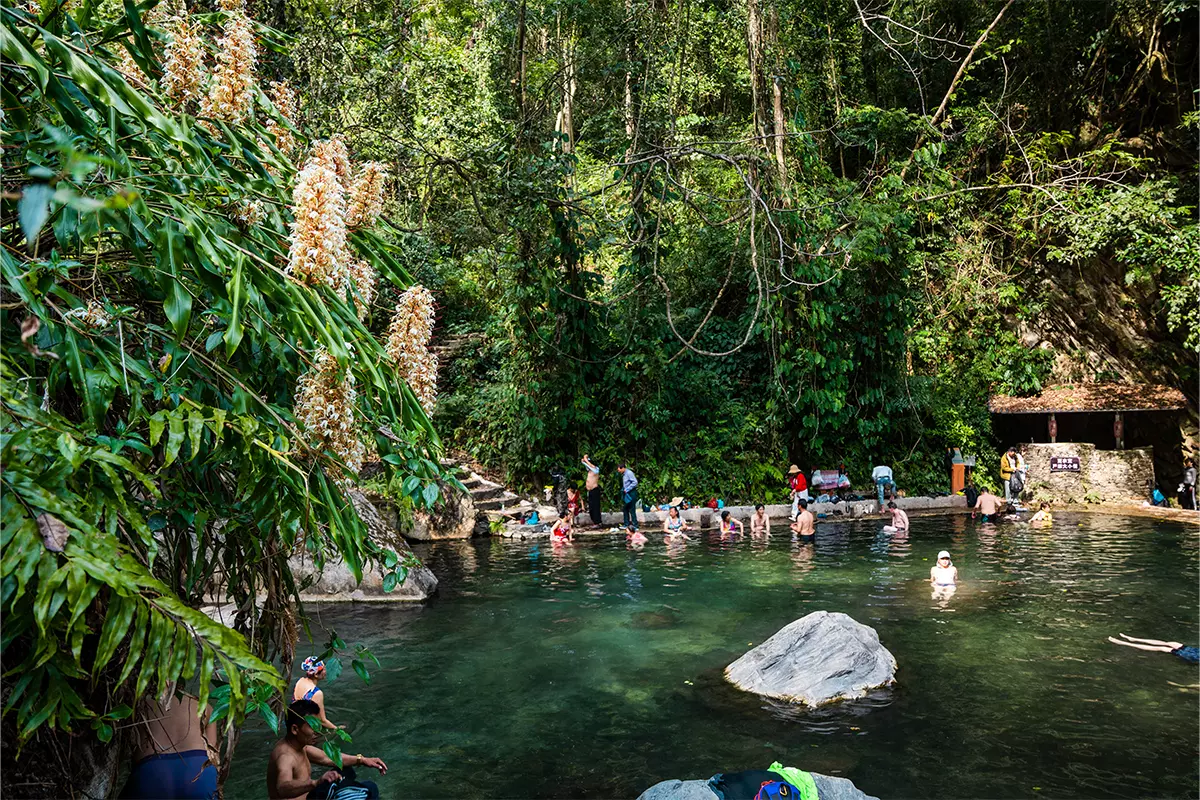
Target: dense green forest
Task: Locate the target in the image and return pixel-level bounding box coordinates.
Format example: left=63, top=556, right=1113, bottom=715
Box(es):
left=270, top=0, right=1198, bottom=502
left=1, top=0, right=1196, bottom=792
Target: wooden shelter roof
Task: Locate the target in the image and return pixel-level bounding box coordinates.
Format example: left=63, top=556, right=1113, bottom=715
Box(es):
left=989, top=383, right=1188, bottom=414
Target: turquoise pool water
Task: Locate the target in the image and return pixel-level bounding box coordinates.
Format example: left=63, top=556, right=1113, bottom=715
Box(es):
left=226, top=513, right=1199, bottom=798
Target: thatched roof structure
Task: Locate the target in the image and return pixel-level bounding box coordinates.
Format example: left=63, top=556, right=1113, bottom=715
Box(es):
left=989, top=383, right=1187, bottom=414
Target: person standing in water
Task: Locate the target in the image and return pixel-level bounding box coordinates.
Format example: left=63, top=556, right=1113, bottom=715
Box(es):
left=930, top=550, right=959, bottom=587
left=617, top=463, right=639, bottom=530
left=750, top=504, right=770, bottom=535
left=292, top=657, right=339, bottom=730
left=581, top=454, right=603, bottom=525
left=973, top=488, right=1003, bottom=522
left=790, top=499, right=815, bottom=540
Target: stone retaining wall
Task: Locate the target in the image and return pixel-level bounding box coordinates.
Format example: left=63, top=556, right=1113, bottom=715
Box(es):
left=1019, top=443, right=1154, bottom=504
left=592, top=495, right=966, bottom=529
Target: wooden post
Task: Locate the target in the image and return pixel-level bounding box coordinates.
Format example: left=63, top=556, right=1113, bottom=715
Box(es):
left=1048, top=412, right=1057, bottom=443
left=1113, top=412, right=1124, bottom=450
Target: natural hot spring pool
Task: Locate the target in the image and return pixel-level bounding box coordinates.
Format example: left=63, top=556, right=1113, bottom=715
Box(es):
left=226, top=513, right=1198, bottom=798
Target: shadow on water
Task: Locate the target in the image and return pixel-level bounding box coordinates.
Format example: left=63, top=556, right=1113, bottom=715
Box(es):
left=226, top=513, right=1199, bottom=799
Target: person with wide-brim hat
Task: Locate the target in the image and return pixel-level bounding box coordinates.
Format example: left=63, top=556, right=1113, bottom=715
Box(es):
left=787, top=464, right=809, bottom=520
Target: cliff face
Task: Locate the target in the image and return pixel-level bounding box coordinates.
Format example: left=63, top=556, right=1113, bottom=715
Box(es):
left=1016, top=255, right=1195, bottom=396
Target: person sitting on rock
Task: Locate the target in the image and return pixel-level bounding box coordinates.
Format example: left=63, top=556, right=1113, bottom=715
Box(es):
left=293, top=657, right=340, bottom=730
left=1107, top=633, right=1199, bottom=663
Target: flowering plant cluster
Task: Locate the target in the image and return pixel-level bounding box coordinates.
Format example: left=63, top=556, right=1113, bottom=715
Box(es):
left=386, top=285, right=438, bottom=413
left=293, top=347, right=368, bottom=476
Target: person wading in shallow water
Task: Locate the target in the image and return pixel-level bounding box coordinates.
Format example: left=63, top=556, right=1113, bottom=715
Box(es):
left=790, top=499, right=815, bottom=540
left=267, top=700, right=387, bottom=800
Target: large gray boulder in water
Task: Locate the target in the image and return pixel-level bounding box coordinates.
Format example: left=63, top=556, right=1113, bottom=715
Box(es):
left=638, top=774, right=878, bottom=800
left=725, top=611, right=896, bottom=705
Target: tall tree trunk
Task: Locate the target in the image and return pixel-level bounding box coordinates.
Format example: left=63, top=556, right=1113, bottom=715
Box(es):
left=554, top=20, right=577, bottom=153
left=825, top=22, right=845, bottom=178
left=624, top=0, right=637, bottom=156
left=746, top=0, right=769, bottom=148
left=516, top=0, right=527, bottom=113
left=767, top=3, right=789, bottom=195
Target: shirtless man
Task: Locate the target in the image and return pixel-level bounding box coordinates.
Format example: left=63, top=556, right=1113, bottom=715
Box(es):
left=749, top=504, right=770, bottom=535
left=581, top=454, right=602, bottom=525
left=973, top=488, right=1003, bottom=522
left=121, top=692, right=218, bottom=799
left=790, top=498, right=815, bottom=540
left=268, top=699, right=387, bottom=800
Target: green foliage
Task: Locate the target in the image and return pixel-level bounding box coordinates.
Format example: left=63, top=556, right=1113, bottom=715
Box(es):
left=0, top=1, right=448, bottom=765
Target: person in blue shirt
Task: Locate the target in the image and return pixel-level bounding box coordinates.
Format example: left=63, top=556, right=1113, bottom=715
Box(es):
left=1107, top=633, right=1199, bottom=664
left=617, top=464, right=639, bottom=530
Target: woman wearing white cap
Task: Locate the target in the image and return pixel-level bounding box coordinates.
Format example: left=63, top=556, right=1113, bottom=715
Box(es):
left=930, top=551, right=959, bottom=589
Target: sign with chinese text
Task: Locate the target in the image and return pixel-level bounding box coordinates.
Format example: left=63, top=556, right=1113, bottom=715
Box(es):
left=1050, top=456, right=1081, bottom=473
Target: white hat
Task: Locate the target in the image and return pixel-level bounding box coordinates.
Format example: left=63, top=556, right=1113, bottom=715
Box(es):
left=937, top=550, right=951, bottom=560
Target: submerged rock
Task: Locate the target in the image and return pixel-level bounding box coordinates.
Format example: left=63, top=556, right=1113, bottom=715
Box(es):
left=290, top=490, right=438, bottom=602
left=638, top=774, right=878, bottom=800
left=724, top=611, right=896, bottom=705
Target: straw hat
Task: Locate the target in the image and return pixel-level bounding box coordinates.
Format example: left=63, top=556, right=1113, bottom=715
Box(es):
left=669, top=496, right=684, bottom=507
left=787, top=464, right=801, bottom=475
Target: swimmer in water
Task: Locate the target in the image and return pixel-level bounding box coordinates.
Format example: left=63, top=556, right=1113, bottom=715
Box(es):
left=662, top=507, right=691, bottom=542
left=626, top=525, right=648, bottom=545
left=929, top=550, right=959, bottom=598
left=881, top=501, right=909, bottom=532
left=1107, top=634, right=1199, bottom=664
left=1029, top=502, right=1053, bottom=525
left=717, top=510, right=744, bottom=536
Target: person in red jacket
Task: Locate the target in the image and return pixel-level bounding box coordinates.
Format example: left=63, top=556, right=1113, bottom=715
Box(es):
left=787, top=464, right=809, bottom=521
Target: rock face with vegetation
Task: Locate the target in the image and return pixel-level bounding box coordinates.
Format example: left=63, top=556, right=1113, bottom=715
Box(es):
left=725, top=612, right=897, bottom=705
left=407, top=484, right=479, bottom=541
left=291, top=492, right=438, bottom=601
